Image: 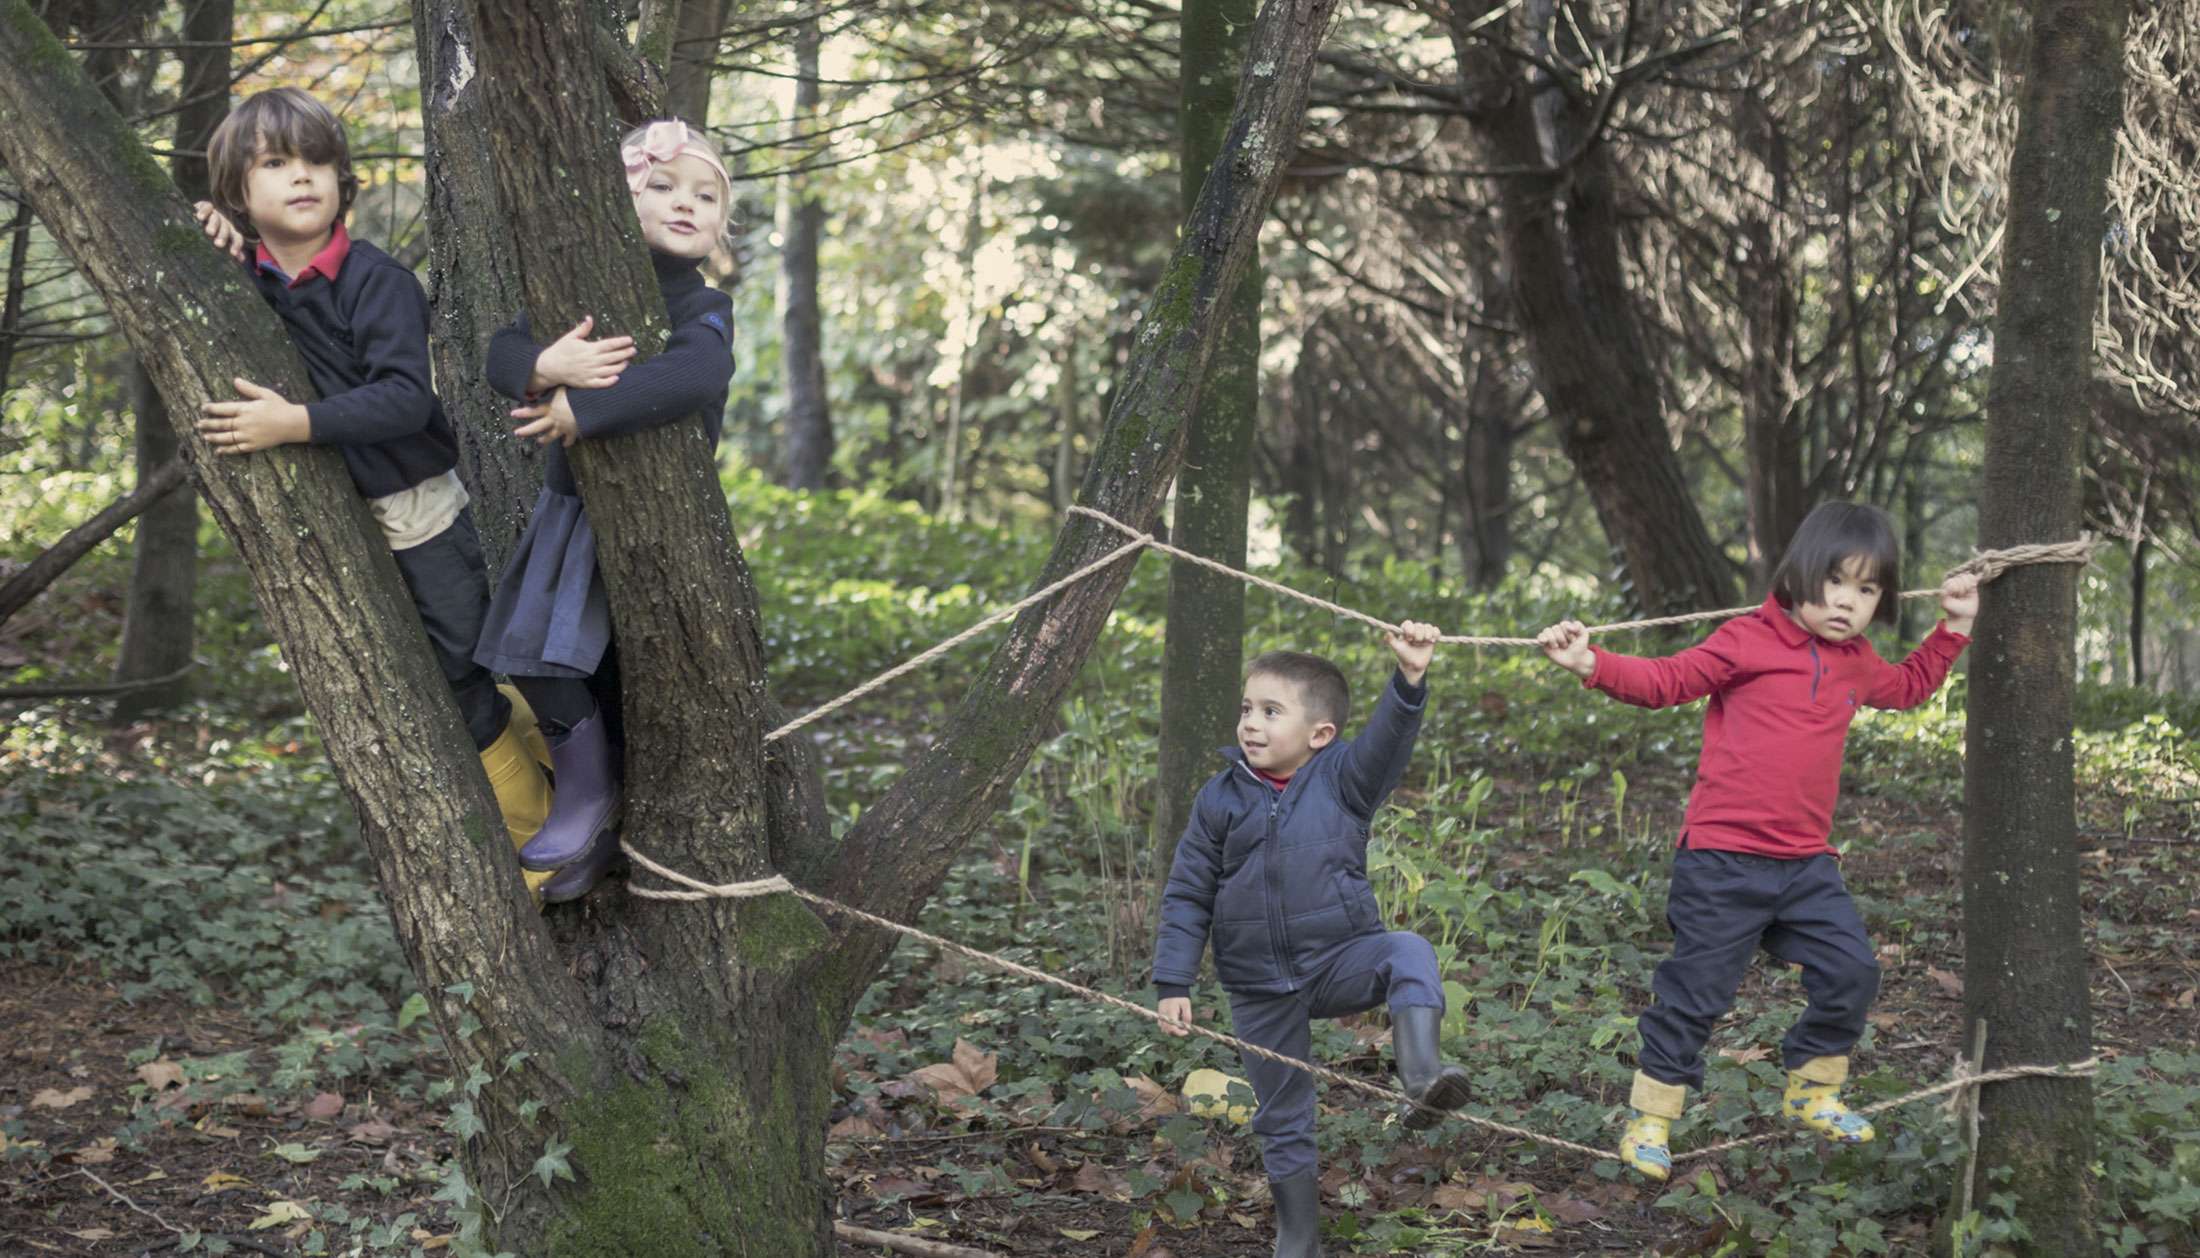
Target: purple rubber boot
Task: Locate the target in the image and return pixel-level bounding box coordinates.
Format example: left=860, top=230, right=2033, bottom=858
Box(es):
left=518, top=712, right=621, bottom=872
left=539, top=823, right=620, bottom=904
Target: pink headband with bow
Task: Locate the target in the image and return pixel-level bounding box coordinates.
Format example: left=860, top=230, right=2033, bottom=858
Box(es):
left=622, top=120, right=730, bottom=196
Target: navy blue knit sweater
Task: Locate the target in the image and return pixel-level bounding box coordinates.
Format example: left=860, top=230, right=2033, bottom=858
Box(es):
left=483, top=253, right=736, bottom=495
left=250, top=237, right=459, bottom=499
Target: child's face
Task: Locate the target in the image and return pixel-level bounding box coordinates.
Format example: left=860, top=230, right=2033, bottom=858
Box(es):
left=633, top=154, right=727, bottom=259
left=1238, top=673, right=1336, bottom=778
left=241, top=146, right=340, bottom=248
left=1789, top=556, right=1884, bottom=643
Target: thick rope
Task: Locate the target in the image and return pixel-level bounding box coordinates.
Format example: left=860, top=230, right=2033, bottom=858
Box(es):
left=618, top=841, right=2097, bottom=1165
left=764, top=535, right=1151, bottom=743
left=1070, top=506, right=2099, bottom=646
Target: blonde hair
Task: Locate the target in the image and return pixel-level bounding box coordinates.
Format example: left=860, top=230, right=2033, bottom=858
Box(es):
left=620, top=119, right=735, bottom=240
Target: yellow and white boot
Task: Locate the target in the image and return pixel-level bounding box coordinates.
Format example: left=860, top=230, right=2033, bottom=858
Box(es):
left=483, top=688, right=554, bottom=903
left=1783, top=1055, right=1874, bottom=1144
left=1621, top=1072, right=1685, bottom=1181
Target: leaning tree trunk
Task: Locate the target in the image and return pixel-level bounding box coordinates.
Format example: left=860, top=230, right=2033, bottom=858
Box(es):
left=0, top=10, right=605, bottom=1248
left=665, top=0, right=728, bottom=126
left=1152, top=0, right=1260, bottom=882
left=1957, top=1, right=2129, bottom=1253
left=1448, top=0, right=1733, bottom=614
left=112, top=0, right=228, bottom=717
left=779, top=10, right=834, bottom=490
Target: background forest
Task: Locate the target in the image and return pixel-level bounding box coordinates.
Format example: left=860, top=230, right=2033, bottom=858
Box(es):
left=2, top=0, right=2197, bottom=1256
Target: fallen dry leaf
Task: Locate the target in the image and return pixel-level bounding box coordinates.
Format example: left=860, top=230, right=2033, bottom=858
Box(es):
left=304, top=1092, right=345, bottom=1121
left=202, top=1171, right=252, bottom=1193
left=345, top=1118, right=398, bottom=1146
left=68, top=1138, right=118, bottom=1165
left=65, top=1229, right=114, bottom=1242
left=1716, top=1045, right=1771, bottom=1064
left=906, top=1038, right=998, bottom=1110
left=135, top=1061, right=185, bottom=1091
left=30, top=1086, right=93, bottom=1110
left=1928, top=967, right=1964, bottom=999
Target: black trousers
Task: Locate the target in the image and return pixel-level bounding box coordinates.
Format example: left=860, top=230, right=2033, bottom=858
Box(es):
left=1637, top=848, right=1881, bottom=1090
left=389, top=510, right=508, bottom=751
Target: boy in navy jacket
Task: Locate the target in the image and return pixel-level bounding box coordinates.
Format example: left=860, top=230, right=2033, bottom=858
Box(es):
left=1154, top=622, right=1469, bottom=1258
left=191, top=88, right=552, bottom=894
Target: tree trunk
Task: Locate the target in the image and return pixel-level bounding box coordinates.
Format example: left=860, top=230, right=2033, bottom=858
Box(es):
left=416, top=0, right=544, bottom=566
left=665, top=0, right=727, bottom=125
left=0, top=15, right=603, bottom=1251
left=1448, top=0, right=1733, bottom=614
left=778, top=11, right=834, bottom=491
left=2129, top=531, right=2146, bottom=688
left=1153, top=0, right=1259, bottom=881
left=0, top=197, right=31, bottom=397
left=112, top=0, right=227, bottom=717
left=1957, top=1, right=2128, bottom=1253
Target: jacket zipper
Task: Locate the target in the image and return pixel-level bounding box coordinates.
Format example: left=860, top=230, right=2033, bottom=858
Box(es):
left=1239, top=762, right=1298, bottom=986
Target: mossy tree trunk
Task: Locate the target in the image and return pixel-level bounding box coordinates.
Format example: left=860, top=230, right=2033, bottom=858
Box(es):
left=1, top=0, right=1341, bottom=1245
left=0, top=10, right=604, bottom=1250
left=1152, top=0, right=1259, bottom=884
left=1956, top=0, right=2129, bottom=1253
left=1446, top=0, right=1734, bottom=614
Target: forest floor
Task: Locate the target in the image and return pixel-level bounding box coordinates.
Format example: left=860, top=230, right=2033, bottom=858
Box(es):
left=5, top=750, right=2194, bottom=1257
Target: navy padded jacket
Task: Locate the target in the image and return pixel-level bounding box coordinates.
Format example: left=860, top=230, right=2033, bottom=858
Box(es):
left=1153, top=671, right=1426, bottom=997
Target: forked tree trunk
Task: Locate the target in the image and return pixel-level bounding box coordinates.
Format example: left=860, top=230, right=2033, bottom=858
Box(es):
left=1957, top=0, right=2129, bottom=1253
left=1153, top=0, right=1260, bottom=880
left=0, top=0, right=1343, bottom=1249
left=0, top=15, right=602, bottom=1251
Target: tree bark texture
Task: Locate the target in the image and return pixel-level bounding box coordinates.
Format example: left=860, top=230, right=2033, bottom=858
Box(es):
left=1448, top=0, right=1734, bottom=614
left=1958, top=1, right=2129, bottom=1253
left=113, top=0, right=225, bottom=717
left=0, top=5, right=605, bottom=1242
left=778, top=11, right=834, bottom=490
left=415, top=0, right=543, bottom=567
left=1152, top=0, right=1259, bottom=882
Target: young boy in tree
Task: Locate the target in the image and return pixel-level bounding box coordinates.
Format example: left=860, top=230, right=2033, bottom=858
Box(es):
left=190, top=88, right=554, bottom=894
left=1153, top=623, right=1471, bottom=1258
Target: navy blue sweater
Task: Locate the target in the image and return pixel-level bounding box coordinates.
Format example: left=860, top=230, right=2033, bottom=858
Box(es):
left=483, top=253, right=736, bottom=495
left=250, top=236, right=459, bottom=499
left=1154, top=671, right=1427, bottom=998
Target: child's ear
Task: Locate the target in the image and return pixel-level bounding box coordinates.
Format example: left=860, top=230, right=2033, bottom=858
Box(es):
left=1308, top=722, right=1339, bottom=750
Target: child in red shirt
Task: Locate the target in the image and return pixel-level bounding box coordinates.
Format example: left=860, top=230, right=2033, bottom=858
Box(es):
left=1537, top=501, right=1980, bottom=1179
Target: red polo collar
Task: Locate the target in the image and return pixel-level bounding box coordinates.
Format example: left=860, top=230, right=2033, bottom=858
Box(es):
left=256, top=222, right=350, bottom=288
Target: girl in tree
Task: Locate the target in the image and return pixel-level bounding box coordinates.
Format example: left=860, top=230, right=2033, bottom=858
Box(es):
left=1534, top=501, right=1979, bottom=1179
left=474, top=119, right=737, bottom=903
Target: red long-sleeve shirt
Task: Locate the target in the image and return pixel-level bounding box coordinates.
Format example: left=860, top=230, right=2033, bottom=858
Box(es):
left=1585, top=594, right=1970, bottom=859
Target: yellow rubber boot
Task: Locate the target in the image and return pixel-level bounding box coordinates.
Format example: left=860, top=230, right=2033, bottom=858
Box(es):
left=499, top=685, right=554, bottom=773
left=480, top=708, right=554, bottom=904
left=1621, top=1072, right=1685, bottom=1181
left=1783, top=1055, right=1874, bottom=1143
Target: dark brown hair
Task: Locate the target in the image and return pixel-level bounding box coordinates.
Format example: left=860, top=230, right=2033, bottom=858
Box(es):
left=1245, top=650, right=1350, bottom=729
left=1770, top=501, right=1902, bottom=627
left=206, top=88, right=357, bottom=237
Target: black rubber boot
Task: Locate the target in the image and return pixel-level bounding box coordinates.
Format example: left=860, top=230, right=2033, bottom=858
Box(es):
left=1392, top=1005, right=1471, bottom=1130
left=1270, top=1169, right=1322, bottom=1258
